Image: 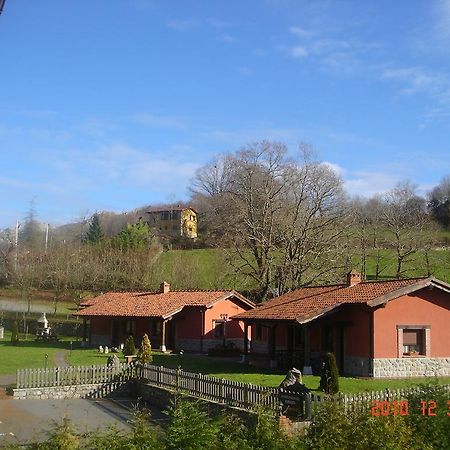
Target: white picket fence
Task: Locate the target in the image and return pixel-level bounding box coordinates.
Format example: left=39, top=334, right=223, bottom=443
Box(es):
left=338, top=384, right=450, bottom=413
left=16, top=363, right=450, bottom=419
left=16, top=363, right=132, bottom=389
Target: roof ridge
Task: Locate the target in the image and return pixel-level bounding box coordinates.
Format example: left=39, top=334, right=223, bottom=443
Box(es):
left=358, top=276, right=429, bottom=285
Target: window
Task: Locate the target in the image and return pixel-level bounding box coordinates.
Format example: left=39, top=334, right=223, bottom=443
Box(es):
left=397, top=325, right=429, bottom=357
left=214, top=320, right=225, bottom=338
left=403, top=329, right=425, bottom=355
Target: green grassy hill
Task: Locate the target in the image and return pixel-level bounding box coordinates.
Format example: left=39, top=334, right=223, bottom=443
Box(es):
left=148, top=246, right=450, bottom=291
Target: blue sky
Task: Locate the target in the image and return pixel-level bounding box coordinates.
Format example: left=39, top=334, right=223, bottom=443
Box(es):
left=1, top=0, right=450, bottom=228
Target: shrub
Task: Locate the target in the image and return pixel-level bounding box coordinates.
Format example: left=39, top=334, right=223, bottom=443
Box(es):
left=165, top=398, right=219, bottom=450
left=10, top=320, right=19, bottom=345
left=37, top=417, right=80, bottom=450
left=137, top=333, right=152, bottom=364
left=404, top=381, right=450, bottom=449
left=122, top=335, right=136, bottom=357
left=319, top=352, right=339, bottom=394
left=304, top=400, right=426, bottom=450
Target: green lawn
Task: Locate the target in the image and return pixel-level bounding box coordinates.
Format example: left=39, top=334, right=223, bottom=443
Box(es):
left=2, top=336, right=450, bottom=393
left=0, top=332, right=78, bottom=376
left=67, top=348, right=450, bottom=394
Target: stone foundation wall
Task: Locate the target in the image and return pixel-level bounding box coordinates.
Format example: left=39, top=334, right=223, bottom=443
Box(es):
left=344, top=356, right=373, bottom=377
left=373, top=357, right=450, bottom=378
left=13, top=381, right=130, bottom=400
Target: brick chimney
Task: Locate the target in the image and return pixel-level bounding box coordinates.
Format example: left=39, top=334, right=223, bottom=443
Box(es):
left=346, top=270, right=361, bottom=287
left=160, top=281, right=170, bottom=294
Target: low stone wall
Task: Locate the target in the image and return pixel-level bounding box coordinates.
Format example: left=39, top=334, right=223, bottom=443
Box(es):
left=373, top=357, right=450, bottom=378
left=13, top=381, right=130, bottom=400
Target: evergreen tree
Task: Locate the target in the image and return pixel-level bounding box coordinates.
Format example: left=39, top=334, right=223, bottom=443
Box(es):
left=112, top=220, right=152, bottom=250
left=123, top=335, right=136, bottom=357
left=84, top=213, right=104, bottom=244
left=20, top=202, right=42, bottom=250
left=11, top=320, right=19, bottom=345
left=319, top=352, right=339, bottom=394
left=137, top=333, right=152, bottom=364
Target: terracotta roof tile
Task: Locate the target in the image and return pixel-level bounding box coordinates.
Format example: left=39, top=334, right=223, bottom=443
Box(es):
left=76, top=290, right=246, bottom=319
left=233, top=278, right=427, bottom=323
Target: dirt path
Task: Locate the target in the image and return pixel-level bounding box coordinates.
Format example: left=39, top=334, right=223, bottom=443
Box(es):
left=53, top=350, right=68, bottom=368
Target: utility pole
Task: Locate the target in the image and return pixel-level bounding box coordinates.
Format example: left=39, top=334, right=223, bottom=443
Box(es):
left=14, top=220, right=20, bottom=270
left=45, top=223, right=49, bottom=253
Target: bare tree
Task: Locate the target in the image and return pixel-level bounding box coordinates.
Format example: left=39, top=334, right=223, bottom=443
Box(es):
left=428, top=175, right=450, bottom=228
left=191, top=141, right=348, bottom=298
left=381, top=181, right=428, bottom=278
left=275, top=150, right=348, bottom=293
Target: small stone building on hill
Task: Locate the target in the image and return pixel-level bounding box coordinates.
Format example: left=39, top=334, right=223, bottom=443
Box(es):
left=146, top=207, right=198, bottom=239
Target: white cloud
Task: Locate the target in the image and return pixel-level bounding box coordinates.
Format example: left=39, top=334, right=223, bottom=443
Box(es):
left=381, top=66, right=450, bottom=109
left=343, top=171, right=401, bottom=197
left=323, top=161, right=345, bottom=176
left=290, top=46, right=308, bottom=58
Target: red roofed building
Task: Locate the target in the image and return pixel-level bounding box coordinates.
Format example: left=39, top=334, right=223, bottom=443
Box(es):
left=76, top=282, right=255, bottom=353
left=233, top=273, right=450, bottom=378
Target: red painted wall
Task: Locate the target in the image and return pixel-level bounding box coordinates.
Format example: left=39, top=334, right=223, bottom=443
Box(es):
left=205, top=297, right=249, bottom=339
left=90, top=317, right=111, bottom=335
left=175, top=307, right=203, bottom=339
left=248, top=304, right=372, bottom=358
left=373, top=288, right=450, bottom=358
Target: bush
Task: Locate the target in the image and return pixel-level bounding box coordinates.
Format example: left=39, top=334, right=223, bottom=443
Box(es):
left=137, top=333, right=152, bottom=364
left=404, top=381, right=450, bottom=449
left=122, top=335, right=136, bottom=357
left=304, top=400, right=427, bottom=450
left=319, top=352, right=339, bottom=394
left=10, top=320, right=19, bottom=345
left=165, top=398, right=219, bottom=450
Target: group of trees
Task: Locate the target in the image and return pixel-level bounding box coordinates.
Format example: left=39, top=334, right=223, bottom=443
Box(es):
left=1, top=140, right=449, bottom=302
left=192, top=142, right=348, bottom=297
left=191, top=141, right=448, bottom=297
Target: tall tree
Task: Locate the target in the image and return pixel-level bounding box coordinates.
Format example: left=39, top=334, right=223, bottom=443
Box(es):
left=428, top=175, right=450, bottom=228
left=112, top=220, right=154, bottom=251
left=381, top=181, right=428, bottom=278
left=192, top=141, right=347, bottom=298
left=84, top=213, right=104, bottom=244
left=20, top=202, right=42, bottom=251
